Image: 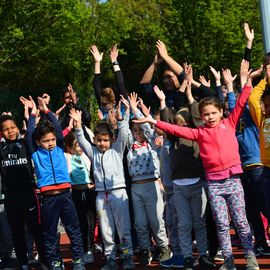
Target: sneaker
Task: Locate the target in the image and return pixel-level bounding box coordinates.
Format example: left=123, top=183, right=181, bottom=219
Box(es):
left=159, top=247, right=172, bottom=262
left=50, top=261, right=63, bottom=270
left=159, top=255, right=184, bottom=268
left=83, top=251, right=94, bottom=265
left=122, top=254, right=134, bottom=270
left=0, top=257, right=17, bottom=270
left=101, top=258, right=119, bottom=270
left=246, top=255, right=259, bottom=270
left=219, top=257, right=236, bottom=270
left=184, top=257, right=194, bottom=270
left=139, top=249, right=151, bottom=266
left=73, top=259, right=85, bottom=270
left=214, top=250, right=224, bottom=262
left=199, top=255, right=216, bottom=268
left=254, top=244, right=270, bottom=256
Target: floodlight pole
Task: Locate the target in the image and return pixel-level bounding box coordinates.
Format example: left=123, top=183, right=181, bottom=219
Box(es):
left=259, top=0, right=270, bottom=53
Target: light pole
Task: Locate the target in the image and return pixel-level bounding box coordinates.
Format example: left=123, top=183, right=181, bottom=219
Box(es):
left=259, top=0, right=270, bottom=53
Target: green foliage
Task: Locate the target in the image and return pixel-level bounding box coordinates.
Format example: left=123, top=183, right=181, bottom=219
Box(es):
left=0, top=0, right=265, bottom=123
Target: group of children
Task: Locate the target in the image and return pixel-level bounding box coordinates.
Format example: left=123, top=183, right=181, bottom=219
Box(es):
left=0, top=23, right=270, bottom=270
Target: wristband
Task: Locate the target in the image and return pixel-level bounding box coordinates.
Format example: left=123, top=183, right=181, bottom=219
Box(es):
left=112, top=61, right=119, bottom=66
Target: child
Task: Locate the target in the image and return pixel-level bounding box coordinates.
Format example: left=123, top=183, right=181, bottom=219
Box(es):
left=248, top=59, right=270, bottom=223
left=133, top=60, right=260, bottom=270
left=26, top=97, right=84, bottom=270
left=127, top=93, right=171, bottom=266
left=155, top=83, right=216, bottom=270
left=70, top=98, right=134, bottom=270
left=0, top=114, right=46, bottom=270
left=90, top=45, right=129, bottom=122
left=64, top=132, right=96, bottom=265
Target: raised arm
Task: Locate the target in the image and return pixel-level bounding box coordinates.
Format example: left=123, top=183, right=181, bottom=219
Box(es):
left=140, top=52, right=162, bottom=84
left=156, top=40, right=183, bottom=75
left=71, top=108, right=94, bottom=160
left=248, top=64, right=269, bottom=128
left=90, top=45, right=103, bottom=106
left=25, top=96, right=38, bottom=154
left=243, top=23, right=254, bottom=62
left=110, top=44, right=129, bottom=99
left=38, top=97, right=64, bottom=148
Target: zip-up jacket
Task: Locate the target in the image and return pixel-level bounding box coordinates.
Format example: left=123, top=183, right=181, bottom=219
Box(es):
left=156, top=84, right=252, bottom=174
left=26, top=110, right=70, bottom=188
left=75, top=112, right=129, bottom=191
left=248, top=79, right=270, bottom=167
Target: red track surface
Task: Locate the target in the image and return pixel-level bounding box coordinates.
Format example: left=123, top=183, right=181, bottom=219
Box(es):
left=59, top=233, right=270, bottom=270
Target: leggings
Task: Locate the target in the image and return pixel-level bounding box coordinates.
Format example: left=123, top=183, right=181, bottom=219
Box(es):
left=207, top=176, right=254, bottom=258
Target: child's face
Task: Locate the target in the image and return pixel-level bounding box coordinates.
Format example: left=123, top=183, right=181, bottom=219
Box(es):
left=201, top=105, right=223, bottom=127
left=37, top=132, right=56, bottom=151
left=262, top=96, right=270, bottom=118
left=100, top=97, right=115, bottom=112
left=132, top=123, right=145, bottom=143
left=74, top=141, right=83, bottom=155
left=94, top=134, right=112, bottom=153
left=0, top=120, right=19, bottom=141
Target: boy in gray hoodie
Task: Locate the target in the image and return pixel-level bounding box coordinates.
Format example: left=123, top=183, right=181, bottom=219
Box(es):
left=70, top=99, right=134, bottom=270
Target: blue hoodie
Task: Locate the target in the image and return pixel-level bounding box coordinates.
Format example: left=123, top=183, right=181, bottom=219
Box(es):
left=227, top=91, right=261, bottom=167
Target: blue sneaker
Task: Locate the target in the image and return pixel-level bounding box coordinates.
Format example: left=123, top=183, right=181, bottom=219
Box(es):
left=160, top=255, right=184, bottom=268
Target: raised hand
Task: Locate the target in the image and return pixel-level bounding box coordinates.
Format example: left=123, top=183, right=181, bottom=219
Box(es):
left=139, top=98, right=151, bottom=117
left=107, top=109, right=117, bottom=127
left=90, top=45, right=103, bottom=62
left=199, top=75, right=211, bottom=88
left=156, top=40, right=168, bottom=59
left=68, top=83, right=77, bottom=104
left=153, top=52, right=163, bottom=65
left=222, top=68, right=237, bottom=85
left=55, top=104, right=66, bottom=119
left=129, top=92, right=139, bottom=112
left=209, top=66, right=221, bottom=82
left=244, top=23, right=254, bottom=42
left=153, top=85, right=165, bottom=101
left=37, top=97, right=48, bottom=112
left=110, top=44, right=118, bottom=62
left=29, top=96, right=37, bottom=115
left=97, top=109, right=104, bottom=120
left=249, top=65, right=263, bottom=80
left=20, top=96, right=34, bottom=109
left=132, top=115, right=157, bottom=125
left=69, top=108, right=82, bottom=124
left=120, top=95, right=130, bottom=110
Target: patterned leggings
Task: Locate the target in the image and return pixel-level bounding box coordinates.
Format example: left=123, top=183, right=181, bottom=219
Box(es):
left=207, top=176, right=254, bottom=258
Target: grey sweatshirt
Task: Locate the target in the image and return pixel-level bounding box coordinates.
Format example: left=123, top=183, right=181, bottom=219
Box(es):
left=75, top=113, right=129, bottom=191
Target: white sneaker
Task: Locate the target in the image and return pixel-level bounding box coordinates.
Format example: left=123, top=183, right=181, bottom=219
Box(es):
left=83, top=251, right=94, bottom=265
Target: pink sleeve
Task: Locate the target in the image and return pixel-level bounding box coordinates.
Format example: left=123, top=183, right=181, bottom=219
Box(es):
left=62, top=127, right=71, bottom=138
left=156, top=120, right=199, bottom=140
left=228, top=85, right=252, bottom=128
